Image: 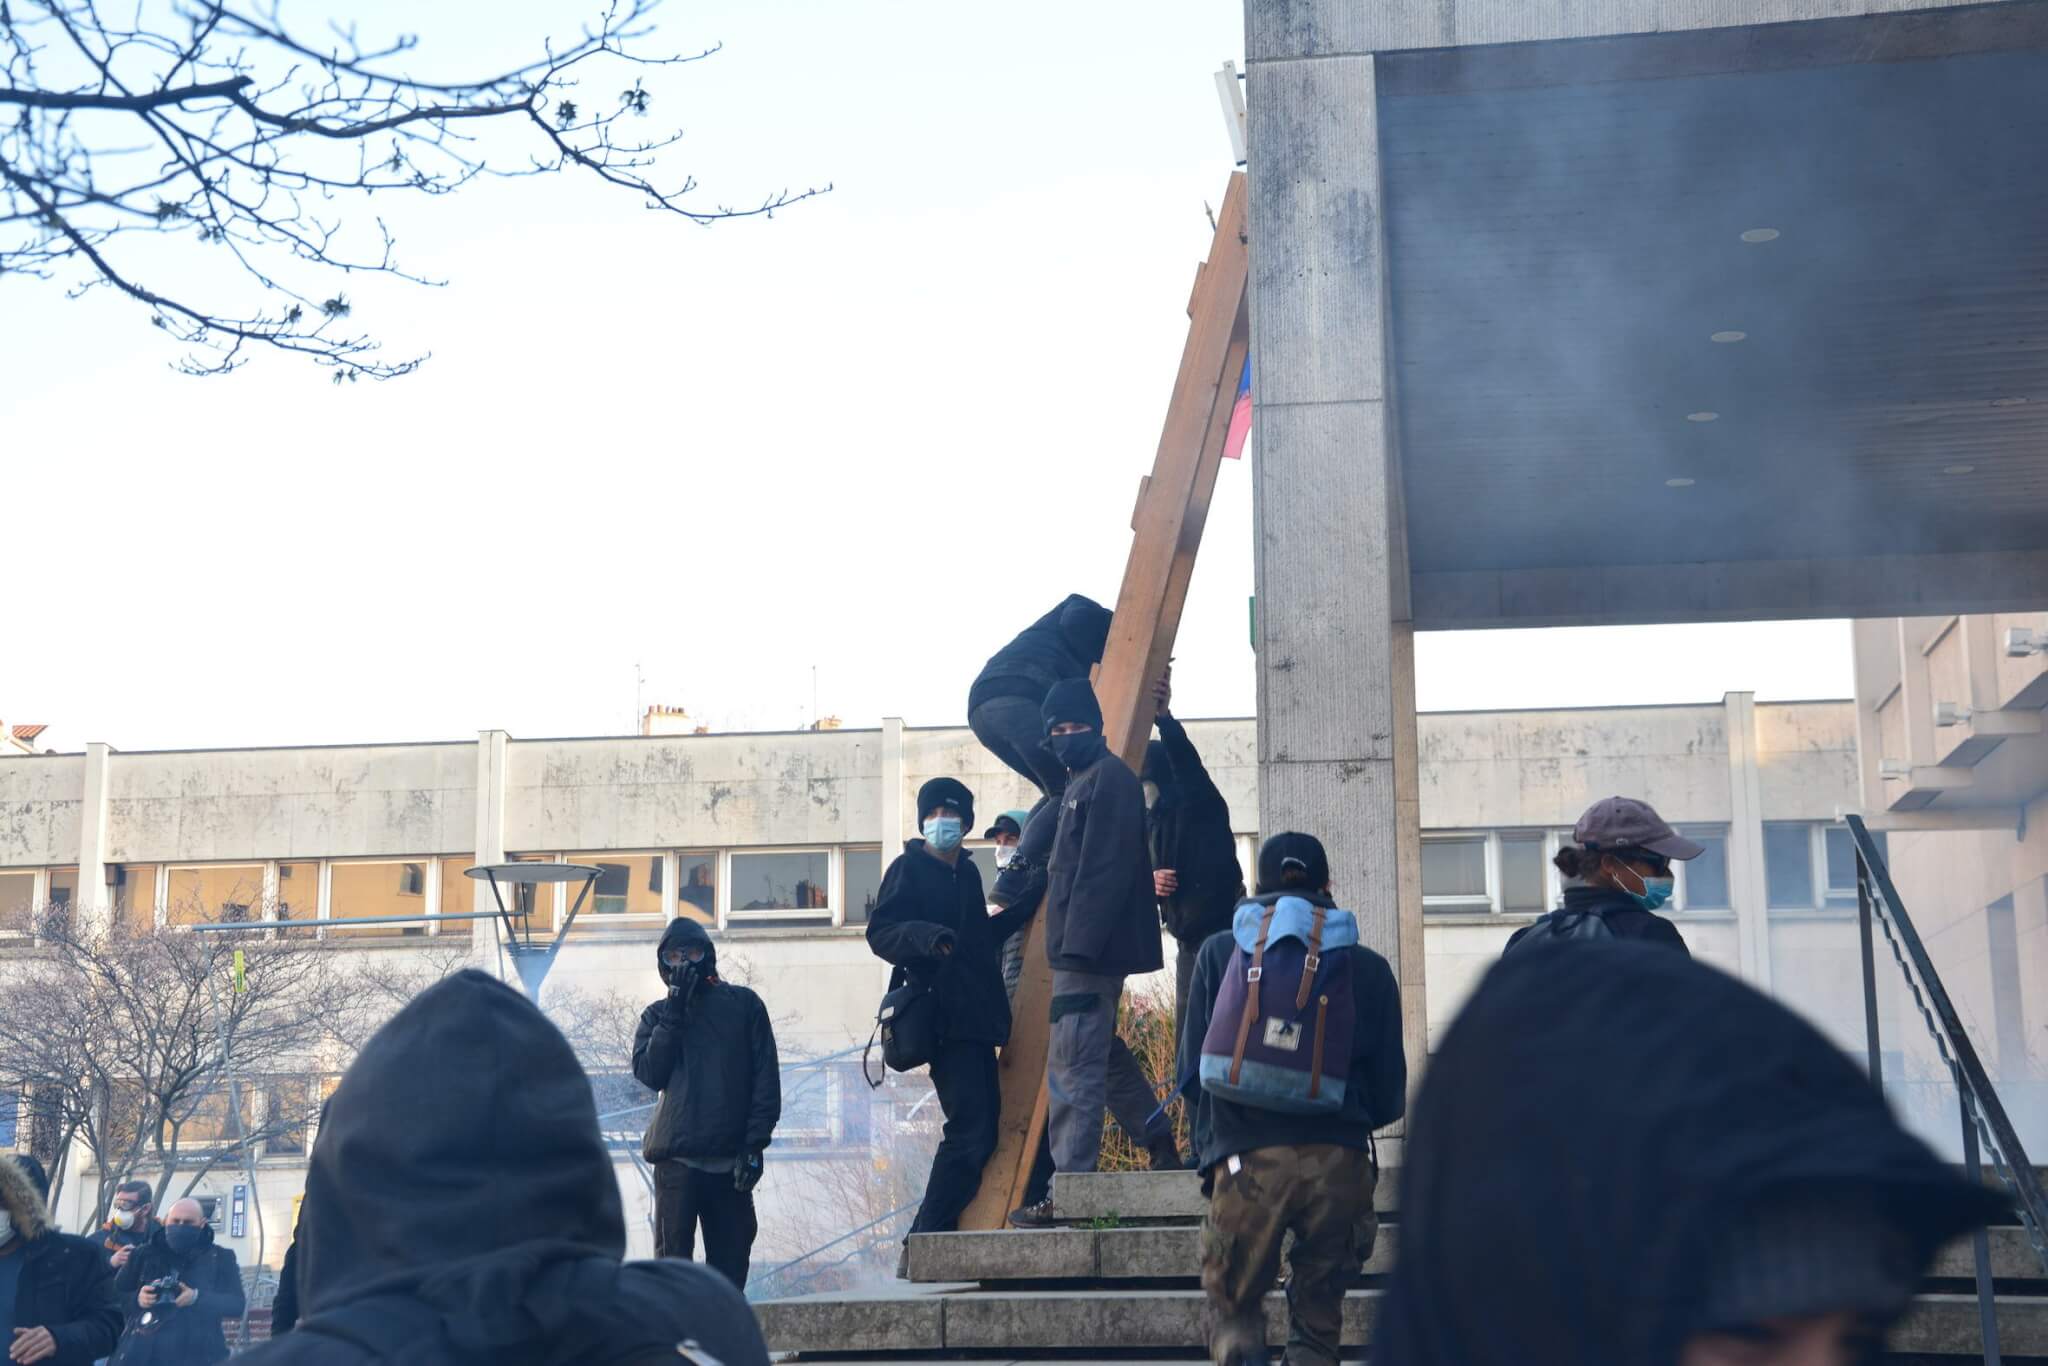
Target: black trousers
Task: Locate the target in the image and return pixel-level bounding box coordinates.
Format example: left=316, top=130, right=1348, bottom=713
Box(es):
left=655, top=1161, right=758, bottom=1290
left=914, top=1040, right=1002, bottom=1233
left=968, top=695, right=1069, bottom=800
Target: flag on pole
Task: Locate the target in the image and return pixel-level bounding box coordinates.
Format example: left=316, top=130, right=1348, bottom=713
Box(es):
left=232, top=948, right=247, bottom=994
left=1222, top=358, right=1252, bottom=460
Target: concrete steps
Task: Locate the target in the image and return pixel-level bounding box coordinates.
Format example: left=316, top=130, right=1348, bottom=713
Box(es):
left=753, top=1172, right=2048, bottom=1360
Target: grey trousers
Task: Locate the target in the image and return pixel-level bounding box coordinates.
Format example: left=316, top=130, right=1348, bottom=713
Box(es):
left=1047, top=969, right=1129, bottom=1173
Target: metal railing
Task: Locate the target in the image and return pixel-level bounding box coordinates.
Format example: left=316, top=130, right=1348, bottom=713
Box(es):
left=1848, top=813, right=2048, bottom=1365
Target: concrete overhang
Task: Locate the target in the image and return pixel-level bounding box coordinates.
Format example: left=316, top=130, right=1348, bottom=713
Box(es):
left=1259, top=1, right=2048, bottom=628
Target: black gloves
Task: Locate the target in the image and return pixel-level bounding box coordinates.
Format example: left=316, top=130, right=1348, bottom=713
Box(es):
left=733, top=1149, right=765, bottom=1194
left=666, top=964, right=700, bottom=1020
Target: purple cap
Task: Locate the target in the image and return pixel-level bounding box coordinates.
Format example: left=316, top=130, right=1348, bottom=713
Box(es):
left=1574, top=796, right=1705, bottom=862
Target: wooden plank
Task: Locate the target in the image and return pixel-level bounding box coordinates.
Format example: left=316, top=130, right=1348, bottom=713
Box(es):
left=959, top=173, right=1250, bottom=1230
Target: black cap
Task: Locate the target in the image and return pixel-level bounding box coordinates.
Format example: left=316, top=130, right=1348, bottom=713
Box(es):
left=1256, top=831, right=1329, bottom=895
left=917, top=777, right=975, bottom=832
left=1041, top=678, right=1103, bottom=736
left=983, top=813, right=1023, bottom=841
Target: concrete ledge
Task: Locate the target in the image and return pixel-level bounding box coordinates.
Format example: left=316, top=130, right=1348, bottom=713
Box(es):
left=905, top=1226, right=1400, bottom=1283
left=1053, top=1170, right=1397, bottom=1221
left=757, top=1288, right=2048, bottom=1357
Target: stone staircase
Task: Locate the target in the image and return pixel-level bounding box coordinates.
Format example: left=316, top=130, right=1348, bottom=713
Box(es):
left=754, top=1170, right=2048, bottom=1361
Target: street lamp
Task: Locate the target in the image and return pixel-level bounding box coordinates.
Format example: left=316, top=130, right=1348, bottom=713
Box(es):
left=467, top=862, right=601, bottom=1001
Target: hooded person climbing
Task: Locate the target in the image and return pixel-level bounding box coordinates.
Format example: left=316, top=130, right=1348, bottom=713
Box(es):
left=1144, top=668, right=1244, bottom=1042
left=635, top=918, right=782, bottom=1289
left=1375, top=942, right=2008, bottom=1366
left=967, top=594, right=1115, bottom=802
left=0, top=1153, right=122, bottom=1366
left=237, top=970, right=767, bottom=1366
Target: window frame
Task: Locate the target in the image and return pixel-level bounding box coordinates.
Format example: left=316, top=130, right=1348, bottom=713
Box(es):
left=163, top=861, right=270, bottom=928
left=322, top=856, right=442, bottom=940
left=560, top=851, right=669, bottom=928
left=1672, top=824, right=1732, bottom=914
left=1421, top=829, right=1560, bottom=916
left=673, top=849, right=719, bottom=926
left=839, top=845, right=884, bottom=928
left=722, top=847, right=837, bottom=928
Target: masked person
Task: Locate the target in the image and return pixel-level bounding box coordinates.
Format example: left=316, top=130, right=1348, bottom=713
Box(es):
left=984, top=810, right=1033, bottom=998
left=1505, top=795, right=1698, bottom=958
left=109, top=1198, right=242, bottom=1366
left=869, top=780, right=1037, bottom=1248
left=967, top=595, right=1114, bottom=803
left=101, top=1182, right=154, bottom=1275
left=1375, top=941, right=2007, bottom=1366
left=1178, top=833, right=1406, bottom=1366
left=1009, top=679, right=1164, bottom=1228
left=1144, top=670, right=1245, bottom=1043
left=236, top=971, right=767, bottom=1366
left=634, top=918, right=781, bottom=1290
left=0, top=1154, right=122, bottom=1366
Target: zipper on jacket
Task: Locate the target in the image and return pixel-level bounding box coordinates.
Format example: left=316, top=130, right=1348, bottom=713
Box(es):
left=1309, top=995, right=1329, bottom=1099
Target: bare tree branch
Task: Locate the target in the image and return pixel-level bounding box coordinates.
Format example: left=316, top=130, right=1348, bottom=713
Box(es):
left=0, top=0, right=828, bottom=377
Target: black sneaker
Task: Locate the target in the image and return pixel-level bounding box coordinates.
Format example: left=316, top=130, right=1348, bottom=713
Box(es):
left=1007, top=1197, right=1057, bottom=1229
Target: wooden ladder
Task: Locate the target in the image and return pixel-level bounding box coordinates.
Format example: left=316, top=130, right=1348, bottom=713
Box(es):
left=960, top=171, right=1251, bottom=1230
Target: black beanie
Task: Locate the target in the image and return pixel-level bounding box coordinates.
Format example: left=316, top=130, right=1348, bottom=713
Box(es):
left=1041, top=678, right=1103, bottom=736
left=916, top=777, right=975, bottom=832
left=1696, top=1190, right=1922, bottom=1336
left=1256, top=831, right=1330, bottom=894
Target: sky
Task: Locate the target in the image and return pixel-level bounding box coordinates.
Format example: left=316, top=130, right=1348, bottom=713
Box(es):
left=0, top=0, right=1853, bottom=753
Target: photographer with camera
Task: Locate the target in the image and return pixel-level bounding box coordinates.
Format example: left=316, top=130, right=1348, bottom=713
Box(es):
left=109, top=1199, right=241, bottom=1366
left=632, top=918, right=781, bottom=1290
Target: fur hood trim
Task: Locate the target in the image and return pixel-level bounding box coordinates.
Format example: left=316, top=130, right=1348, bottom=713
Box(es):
left=0, top=1153, right=51, bottom=1239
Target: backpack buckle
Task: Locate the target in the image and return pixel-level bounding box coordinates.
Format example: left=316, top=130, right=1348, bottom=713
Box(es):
left=1246, top=966, right=1262, bottom=983
left=1304, top=953, right=1321, bottom=975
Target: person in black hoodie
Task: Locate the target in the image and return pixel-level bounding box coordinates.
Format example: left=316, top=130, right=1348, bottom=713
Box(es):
left=634, top=918, right=781, bottom=1289
left=0, top=1153, right=123, bottom=1366
left=1504, top=795, right=1699, bottom=958
left=868, top=779, right=1036, bottom=1240
left=1376, top=942, right=2008, bottom=1366
left=110, top=1196, right=243, bottom=1366
left=1143, top=671, right=1244, bottom=1042
left=1009, top=679, right=1165, bottom=1227
left=1176, top=833, right=1406, bottom=1366
left=967, top=594, right=1114, bottom=802
left=238, top=970, right=766, bottom=1366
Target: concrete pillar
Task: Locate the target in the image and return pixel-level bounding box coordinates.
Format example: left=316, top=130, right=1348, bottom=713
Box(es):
left=880, top=717, right=905, bottom=851
left=1247, top=51, right=1426, bottom=1083
left=1722, top=692, right=1773, bottom=989
left=75, top=742, right=113, bottom=936
left=468, top=730, right=509, bottom=964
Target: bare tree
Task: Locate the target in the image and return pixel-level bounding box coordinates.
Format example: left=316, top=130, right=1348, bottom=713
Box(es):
left=0, top=899, right=353, bottom=1222
left=0, top=0, right=826, bottom=377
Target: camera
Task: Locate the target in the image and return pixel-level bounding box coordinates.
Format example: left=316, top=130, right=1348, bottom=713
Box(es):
left=138, top=1274, right=182, bottom=1332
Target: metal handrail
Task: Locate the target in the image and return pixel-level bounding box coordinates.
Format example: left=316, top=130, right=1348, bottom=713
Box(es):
left=1847, top=814, right=2048, bottom=1362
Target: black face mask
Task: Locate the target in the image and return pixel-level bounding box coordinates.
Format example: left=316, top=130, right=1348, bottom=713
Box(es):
left=1050, top=731, right=1108, bottom=772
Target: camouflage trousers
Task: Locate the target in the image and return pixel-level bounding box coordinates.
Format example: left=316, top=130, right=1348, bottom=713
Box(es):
left=1200, top=1144, right=1377, bottom=1366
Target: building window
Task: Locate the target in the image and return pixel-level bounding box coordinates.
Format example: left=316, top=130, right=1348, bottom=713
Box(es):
left=437, top=857, right=477, bottom=925
left=1498, top=833, right=1548, bottom=912
left=1823, top=826, right=1886, bottom=910
left=675, top=853, right=718, bottom=926
left=0, top=871, right=33, bottom=937
left=275, top=862, right=319, bottom=925
left=114, top=865, right=160, bottom=933
left=329, top=860, right=430, bottom=937
left=508, top=854, right=561, bottom=929
left=1421, top=836, right=1489, bottom=912
left=1679, top=826, right=1730, bottom=910
left=266, top=1078, right=314, bottom=1156
left=0, top=1091, right=18, bottom=1148
left=843, top=848, right=884, bottom=926
left=167, top=865, right=264, bottom=926
left=46, top=867, right=77, bottom=916
left=729, top=850, right=830, bottom=926
left=569, top=853, right=662, bottom=919
left=168, top=1087, right=258, bottom=1152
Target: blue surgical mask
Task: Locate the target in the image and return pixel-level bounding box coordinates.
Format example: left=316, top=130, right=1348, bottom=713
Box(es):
left=922, top=817, right=965, bottom=853
left=1615, top=863, right=1676, bottom=912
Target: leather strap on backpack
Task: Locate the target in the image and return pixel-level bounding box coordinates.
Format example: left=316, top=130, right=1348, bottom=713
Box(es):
left=1228, top=904, right=1276, bottom=1085
left=1296, top=904, right=1328, bottom=1010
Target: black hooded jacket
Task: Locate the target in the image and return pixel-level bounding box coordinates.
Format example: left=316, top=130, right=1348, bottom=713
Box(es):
left=236, top=970, right=767, bottom=1366
left=633, top=920, right=781, bottom=1165
left=967, top=595, right=1114, bottom=713
left=867, top=842, right=1034, bottom=1046
left=110, top=1223, right=245, bottom=1366
left=1046, top=750, right=1164, bottom=977
left=1374, top=943, right=2008, bottom=1366
left=1503, top=884, right=1689, bottom=957
left=1144, top=715, right=1243, bottom=945
left=0, top=1155, right=123, bottom=1366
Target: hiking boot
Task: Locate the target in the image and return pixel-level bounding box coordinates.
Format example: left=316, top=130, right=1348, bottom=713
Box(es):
left=1146, top=1134, right=1189, bottom=1171
left=1007, top=1197, right=1057, bottom=1229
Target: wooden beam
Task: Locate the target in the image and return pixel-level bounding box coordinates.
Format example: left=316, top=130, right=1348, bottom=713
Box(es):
left=959, top=173, right=1250, bottom=1230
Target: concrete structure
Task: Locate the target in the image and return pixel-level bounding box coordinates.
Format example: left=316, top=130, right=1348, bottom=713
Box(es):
left=0, top=697, right=1879, bottom=1284
left=1244, top=0, right=2048, bottom=1106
